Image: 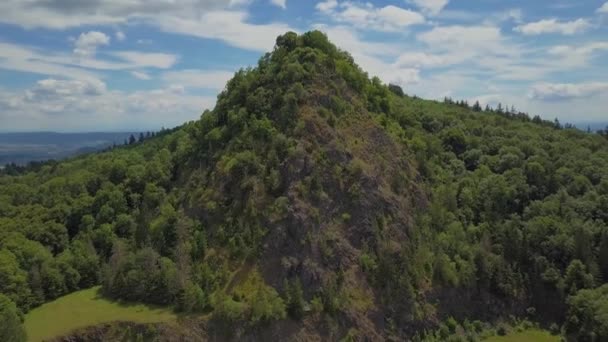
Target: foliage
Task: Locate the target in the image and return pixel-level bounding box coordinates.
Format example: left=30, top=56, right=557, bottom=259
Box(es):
left=0, top=294, right=26, bottom=342
left=564, top=284, right=608, bottom=341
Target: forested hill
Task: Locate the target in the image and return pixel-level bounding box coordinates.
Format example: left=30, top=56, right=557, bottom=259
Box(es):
left=1, top=31, right=608, bottom=341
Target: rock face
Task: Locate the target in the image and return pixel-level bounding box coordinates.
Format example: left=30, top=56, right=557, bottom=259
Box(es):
left=176, top=31, right=426, bottom=339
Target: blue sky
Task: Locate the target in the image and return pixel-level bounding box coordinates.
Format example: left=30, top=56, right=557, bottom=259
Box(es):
left=0, top=0, right=607, bottom=132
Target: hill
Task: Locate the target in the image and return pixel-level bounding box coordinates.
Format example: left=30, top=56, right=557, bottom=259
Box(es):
left=1, top=31, right=608, bottom=341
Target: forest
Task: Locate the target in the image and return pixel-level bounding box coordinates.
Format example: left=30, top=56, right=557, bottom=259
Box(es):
left=1, top=31, right=607, bottom=341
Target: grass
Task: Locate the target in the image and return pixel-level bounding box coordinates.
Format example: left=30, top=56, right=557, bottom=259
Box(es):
left=483, top=329, right=560, bottom=342
left=24, top=287, right=177, bottom=342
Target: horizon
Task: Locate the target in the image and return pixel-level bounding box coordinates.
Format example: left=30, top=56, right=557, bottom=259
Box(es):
left=0, top=0, right=607, bottom=131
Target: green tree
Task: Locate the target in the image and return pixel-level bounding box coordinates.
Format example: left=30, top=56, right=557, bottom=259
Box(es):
left=0, top=294, right=26, bottom=342
left=565, top=284, right=608, bottom=341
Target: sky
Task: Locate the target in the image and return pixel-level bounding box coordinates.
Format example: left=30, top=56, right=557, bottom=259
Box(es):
left=0, top=0, right=607, bottom=132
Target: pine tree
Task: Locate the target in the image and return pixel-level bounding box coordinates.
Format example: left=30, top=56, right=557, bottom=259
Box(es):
left=129, top=134, right=136, bottom=145
left=497, top=103, right=503, bottom=113
left=473, top=101, right=482, bottom=112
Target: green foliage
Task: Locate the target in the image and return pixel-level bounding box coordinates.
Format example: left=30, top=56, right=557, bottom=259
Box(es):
left=283, top=278, right=305, bottom=319
left=564, top=284, right=608, bottom=341
left=213, top=269, right=286, bottom=324
left=0, top=294, right=26, bottom=342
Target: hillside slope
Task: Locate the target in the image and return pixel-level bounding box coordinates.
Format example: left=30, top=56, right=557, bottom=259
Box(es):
left=1, top=31, right=608, bottom=341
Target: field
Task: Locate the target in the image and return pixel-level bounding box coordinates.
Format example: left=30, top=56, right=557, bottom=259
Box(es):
left=24, top=287, right=177, bottom=342
left=483, top=329, right=560, bottom=342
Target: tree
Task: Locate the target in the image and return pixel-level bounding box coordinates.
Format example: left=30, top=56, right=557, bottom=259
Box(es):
left=0, top=294, right=26, bottom=342
left=388, top=84, right=404, bottom=97
left=138, top=132, right=145, bottom=143
left=284, top=278, right=305, bottom=319
left=472, top=101, right=482, bottom=112
left=128, top=134, right=136, bottom=145
left=564, top=260, right=594, bottom=295
left=599, top=232, right=608, bottom=282
left=177, top=281, right=206, bottom=312
left=565, top=284, right=608, bottom=341
left=0, top=250, right=32, bottom=310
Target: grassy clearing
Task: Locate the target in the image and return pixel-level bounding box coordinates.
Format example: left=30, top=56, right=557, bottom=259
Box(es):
left=24, top=287, right=177, bottom=342
left=483, top=329, right=560, bottom=342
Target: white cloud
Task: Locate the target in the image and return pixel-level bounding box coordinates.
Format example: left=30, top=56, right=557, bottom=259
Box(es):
left=316, top=25, right=419, bottom=87
left=393, top=52, right=446, bottom=68
left=0, top=0, right=244, bottom=29
left=598, top=2, right=608, bottom=13
left=26, top=79, right=107, bottom=105
left=316, top=0, right=338, bottom=13
left=73, top=31, right=110, bottom=58
left=547, top=42, right=608, bottom=67
left=270, top=0, right=286, bottom=9
left=110, top=51, right=178, bottom=69
left=0, top=41, right=178, bottom=82
left=0, top=1, right=293, bottom=52
left=316, top=1, right=425, bottom=32
left=131, top=71, right=151, bottom=80
left=529, top=82, right=608, bottom=101
left=0, top=42, right=101, bottom=81
left=0, top=81, right=216, bottom=131
left=514, top=18, right=591, bottom=35
left=407, top=0, right=449, bottom=15
left=491, top=8, right=523, bottom=24
left=162, top=70, right=234, bottom=90
left=115, top=31, right=126, bottom=41
left=418, top=25, right=502, bottom=50
left=151, top=11, right=294, bottom=51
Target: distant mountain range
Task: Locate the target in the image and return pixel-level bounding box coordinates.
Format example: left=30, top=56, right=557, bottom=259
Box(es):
left=0, top=132, right=137, bottom=166
left=575, top=122, right=608, bottom=132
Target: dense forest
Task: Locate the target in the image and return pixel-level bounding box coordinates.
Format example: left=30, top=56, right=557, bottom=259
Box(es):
left=1, top=31, right=607, bottom=341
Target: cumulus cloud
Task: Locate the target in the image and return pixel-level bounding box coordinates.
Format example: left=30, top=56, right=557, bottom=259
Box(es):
left=547, top=42, right=608, bottom=67
left=316, top=1, right=425, bottom=32
left=316, top=0, right=338, bottom=13
left=393, top=52, right=446, bottom=68
left=151, top=10, right=293, bottom=51
left=0, top=42, right=101, bottom=81
left=418, top=25, right=506, bottom=55
left=514, top=18, right=591, bottom=35
left=73, top=31, right=110, bottom=58
left=110, top=51, right=178, bottom=69
left=0, top=0, right=293, bottom=52
left=115, top=31, right=126, bottom=41
left=0, top=40, right=179, bottom=83
left=0, top=80, right=216, bottom=131
left=270, top=0, right=286, bottom=9
left=598, top=2, right=608, bottom=13
left=315, top=25, right=419, bottom=87
left=131, top=71, right=151, bottom=80
left=407, top=0, right=449, bottom=15
left=162, top=70, right=234, bottom=90
left=529, top=82, right=608, bottom=101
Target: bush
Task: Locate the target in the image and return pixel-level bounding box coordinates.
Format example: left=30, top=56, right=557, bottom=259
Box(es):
left=549, top=323, right=560, bottom=335
left=496, top=324, right=507, bottom=336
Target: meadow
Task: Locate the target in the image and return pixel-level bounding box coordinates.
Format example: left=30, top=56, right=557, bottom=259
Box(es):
left=24, top=287, right=177, bottom=342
